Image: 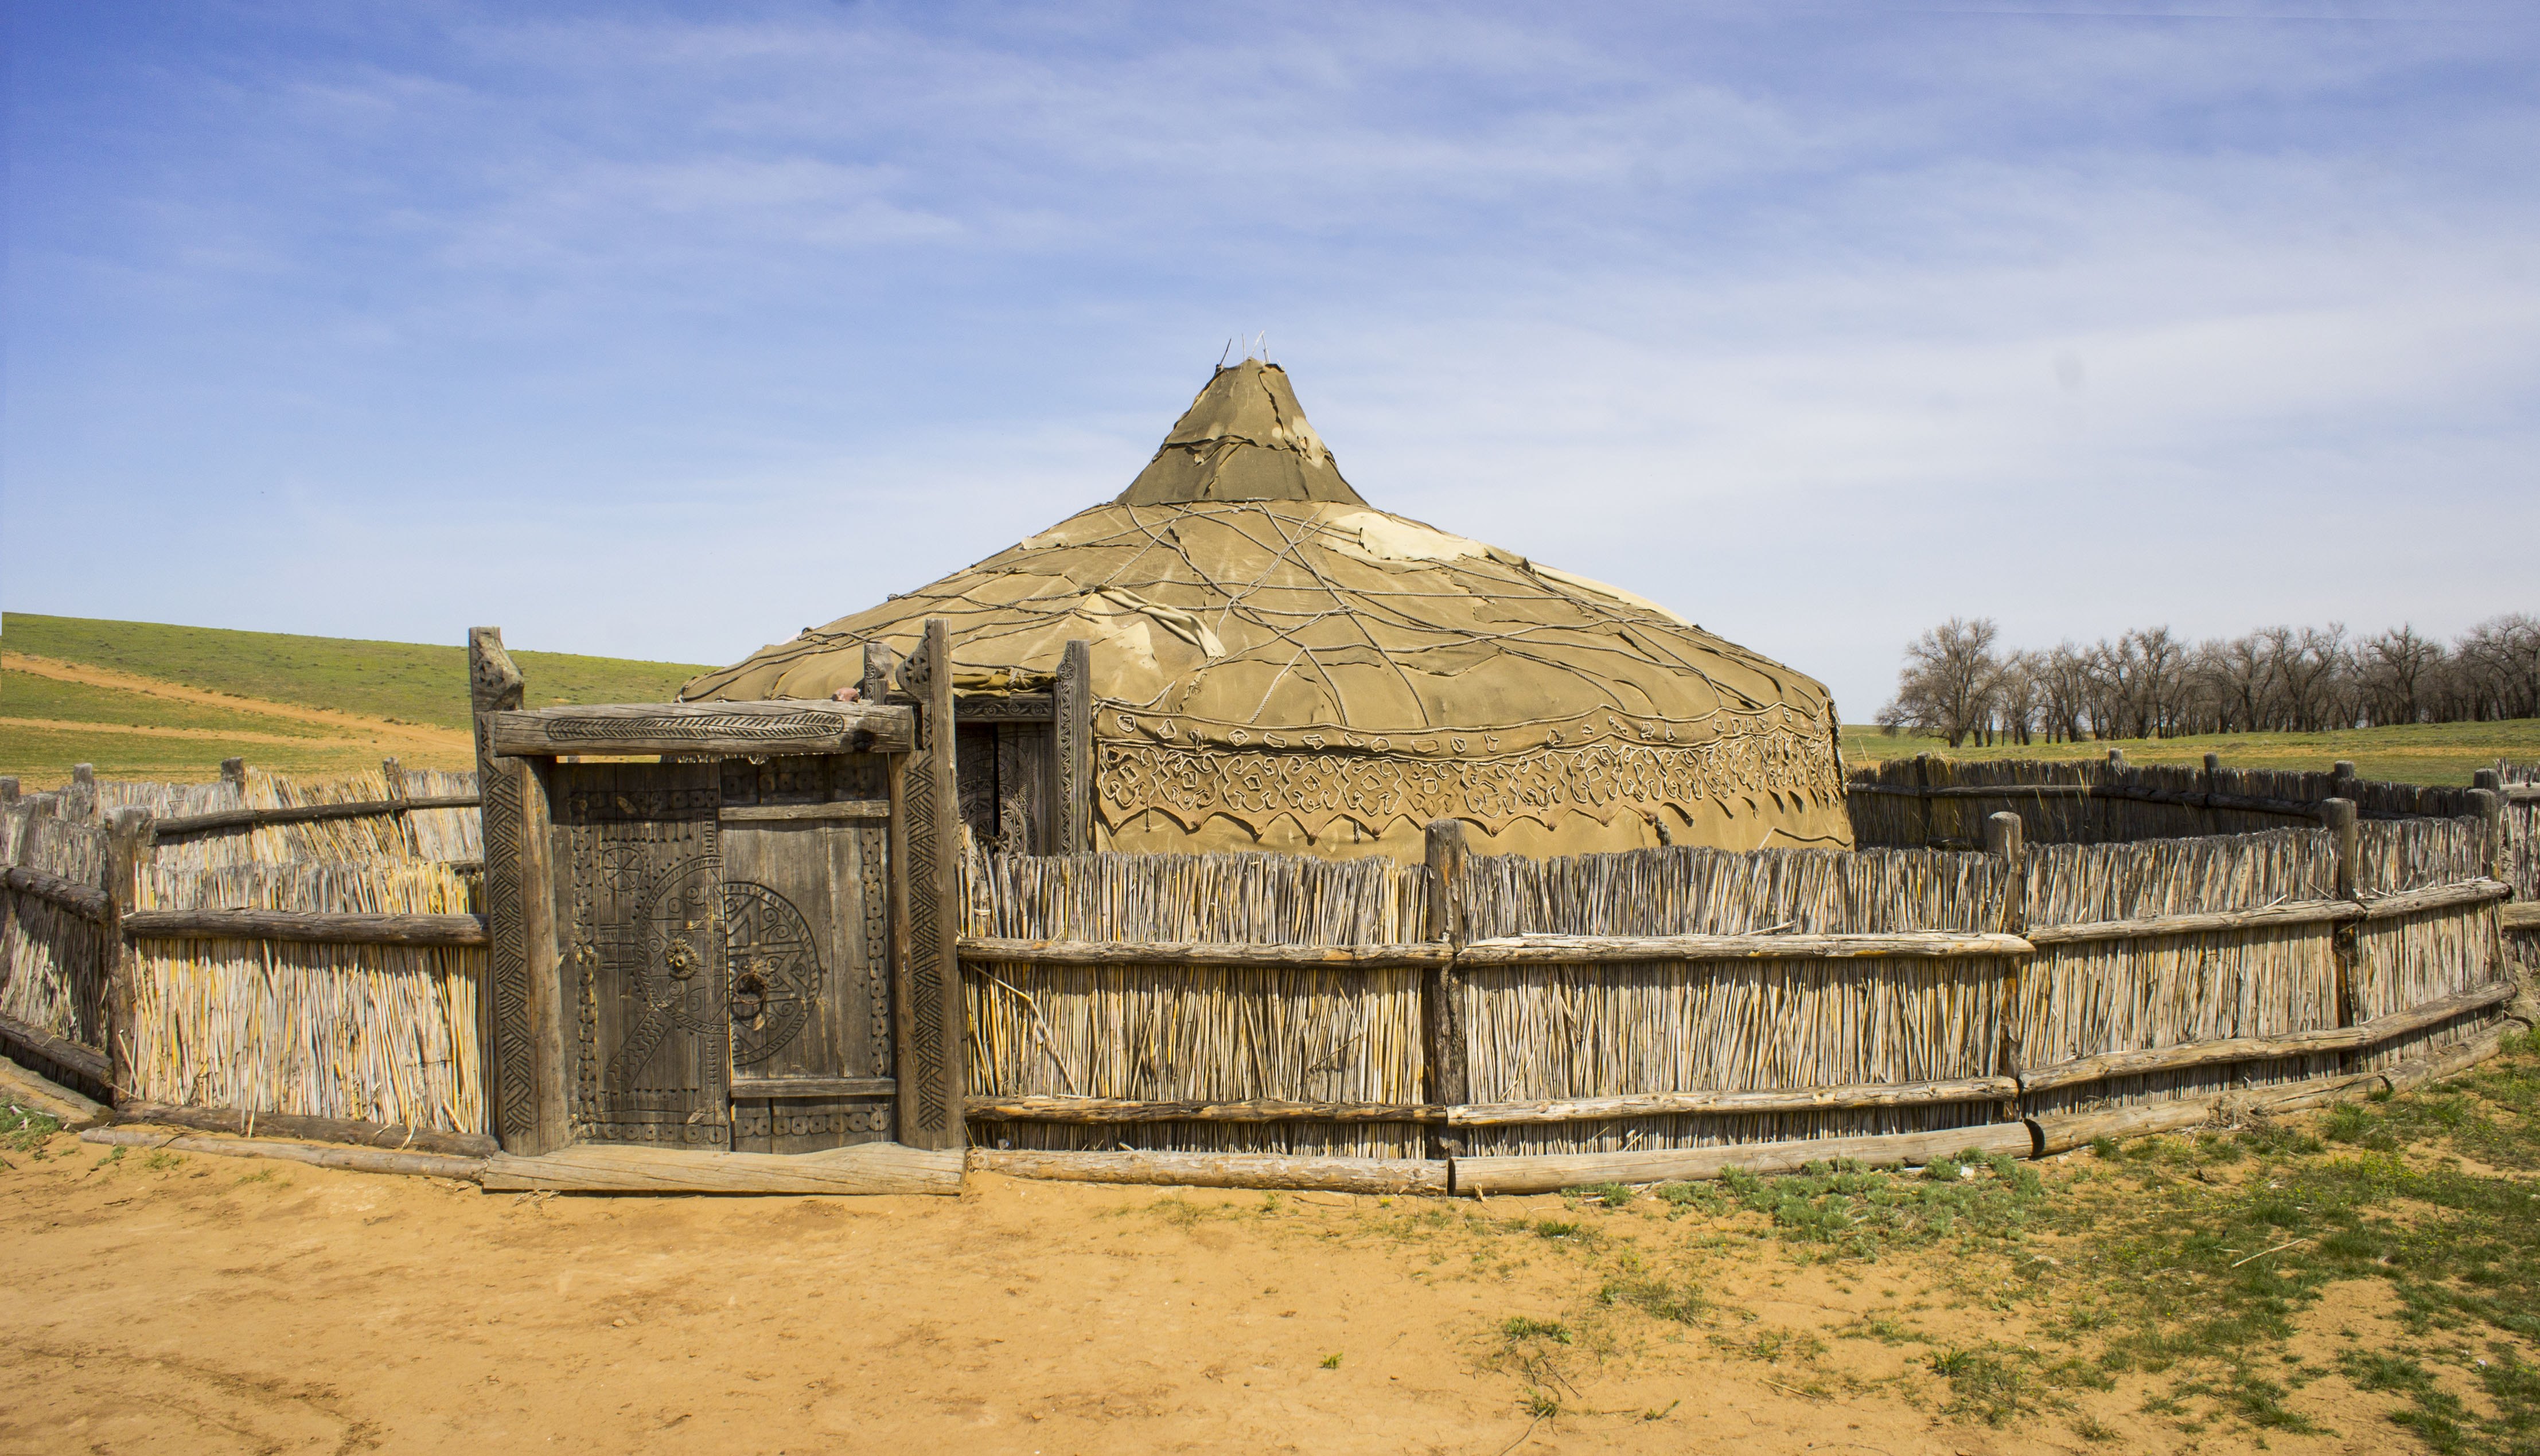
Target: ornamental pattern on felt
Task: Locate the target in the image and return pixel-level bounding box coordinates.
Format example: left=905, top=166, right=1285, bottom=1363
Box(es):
left=1094, top=721, right=1841, bottom=838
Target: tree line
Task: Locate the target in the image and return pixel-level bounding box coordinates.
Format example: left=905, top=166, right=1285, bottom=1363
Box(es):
left=1876, top=614, right=2540, bottom=747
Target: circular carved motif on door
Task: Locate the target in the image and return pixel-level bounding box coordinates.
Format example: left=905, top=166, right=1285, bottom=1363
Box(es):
left=722, top=880, right=823, bottom=1067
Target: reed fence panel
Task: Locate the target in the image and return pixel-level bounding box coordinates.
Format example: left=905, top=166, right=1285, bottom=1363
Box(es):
left=2018, top=832, right=2343, bottom=1116
left=963, top=852, right=1431, bottom=1157
left=0, top=809, right=111, bottom=1048
left=2350, top=817, right=2512, bottom=1071
left=1846, top=756, right=2484, bottom=849
left=124, top=862, right=486, bottom=1134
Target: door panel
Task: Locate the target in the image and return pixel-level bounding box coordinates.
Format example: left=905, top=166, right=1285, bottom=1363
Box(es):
left=551, top=762, right=729, bottom=1147
left=718, top=754, right=895, bottom=1152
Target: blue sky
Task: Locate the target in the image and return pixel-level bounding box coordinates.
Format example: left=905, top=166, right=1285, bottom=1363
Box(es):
left=6, top=1, right=2535, bottom=716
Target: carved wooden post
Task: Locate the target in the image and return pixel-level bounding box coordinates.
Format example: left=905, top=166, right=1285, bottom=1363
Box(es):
left=1985, top=811, right=2027, bottom=1082
left=861, top=639, right=898, bottom=706
left=1422, top=818, right=1468, bottom=1160
left=2323, top=797, right=2359, bottom=1026
left=470, top=628, right=564, bottom=1154
left=893, top=618, right=967, bottom=1151
left=1051, top=638, right=1093, bottom=856
left=102, top=807, right=151, bottom=1108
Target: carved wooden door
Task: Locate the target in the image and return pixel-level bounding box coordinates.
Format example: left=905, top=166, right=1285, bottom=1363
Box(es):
left=551, top=755, right=893, bottom=1152
left=716, top=755, right=895, bottom=1153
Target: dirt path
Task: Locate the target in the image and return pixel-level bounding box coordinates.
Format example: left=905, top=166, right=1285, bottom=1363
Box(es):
left=0, top=1128, right=2418, bottom=1456
left=1, top=653, right=470, bottom=757
left=0, top=716, right=346, bottom=747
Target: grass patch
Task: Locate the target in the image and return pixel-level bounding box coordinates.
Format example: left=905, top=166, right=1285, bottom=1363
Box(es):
left=2029, top=1028, right=2540, bottom=1451
left=1716, top=1152, right=2045, bottom=1260
left=1839, top=718, right=2540, bottom=786
left=2, top=1104, right=63, bottom=1154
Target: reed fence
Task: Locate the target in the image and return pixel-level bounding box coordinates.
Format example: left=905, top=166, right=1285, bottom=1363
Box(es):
left=1845, top=752, right=2491, bottom=848
left=961, top=797, right=2519, bottom=1188
left=0, top=760, right=488, bottom=1133
left=0, top=745, right=2522, bottom=1194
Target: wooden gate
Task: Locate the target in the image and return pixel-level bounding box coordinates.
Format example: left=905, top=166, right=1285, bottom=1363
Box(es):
left=468, top=627, right=954, bottom=1162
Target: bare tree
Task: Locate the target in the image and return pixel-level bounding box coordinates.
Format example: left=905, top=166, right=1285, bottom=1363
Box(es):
left=1880, top=618, right=2003, bottom=748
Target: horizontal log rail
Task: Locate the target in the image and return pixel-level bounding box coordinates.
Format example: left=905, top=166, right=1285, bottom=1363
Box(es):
left=2027, top=898, right=2354, bottom=944
left=1448, top=1075, right=2020, bottom=1126
left=1455, top=931, right=2033, bottom=964
left=150, top=795, right=481, bottom=838
left=959, top=938, right=1452, bottom=969
left=0, top=1009, right=112, bottom=1085
left=966, top=1094, right=1446, bottom=1125
left=2017, top=980, right=2519, bottom=1094
left=2506, top=903, right=2540, bottom=931
left=961, top=1075, right=2024, bottom=1129
left=1, top=865, right=110, bottom=920
left=2359, top=879, right=2512, bottom=920
left=1847, top=780, right=2436, bottom=821
left=121, top=909, right=489, bottom=947
left=2026, top=881, right=2510, bottom=946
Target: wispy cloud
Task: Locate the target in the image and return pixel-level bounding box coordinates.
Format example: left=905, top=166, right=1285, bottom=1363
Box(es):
left=6, top=1, right=2534, bottom=709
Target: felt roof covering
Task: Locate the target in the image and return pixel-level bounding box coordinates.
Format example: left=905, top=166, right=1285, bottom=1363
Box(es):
left=681, top=360, right=1840, bottom=750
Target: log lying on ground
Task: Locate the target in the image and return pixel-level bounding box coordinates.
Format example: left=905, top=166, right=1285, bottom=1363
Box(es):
left=1451, top=1122, right=2036, bottom=1196
left=2017, top=982, right=2517, bottom=1094
left=959, top=938, right=1451, bottom=969
left=0, top=1012, right=110, bottom=1086
left=478, top=1141, right=963, bottom=1196
left=78, top=1126, right=486, bottom=1180
left=0, top=1051, right=111, bottom=1125
left=1448, top=1075, right=2019, bottom=1126
left=120, top=908, right=489, bottom=947
left=2030, top=1032, right=2514, bottom=1154
left=967, top=1095, right=1443, bottom=1125
left=1454, top=931, right=2033, bottom=965
left=0, top=865, right=109, bottom=920
left=113, top=1102, right=496, bottom=1158
left=971, top=1147, right=1450, bottom=1195
left=2383, top=1027, right=2510, bottom=1095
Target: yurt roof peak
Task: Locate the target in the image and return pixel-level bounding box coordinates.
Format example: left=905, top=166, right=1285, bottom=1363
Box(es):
left=681, top=363, right=1837, bottom=752
left=1117, top=360, right=1365, bottom=507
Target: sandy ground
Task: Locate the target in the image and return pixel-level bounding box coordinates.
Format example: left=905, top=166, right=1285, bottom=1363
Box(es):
left=0, top=1118, right=2445, bottom=1456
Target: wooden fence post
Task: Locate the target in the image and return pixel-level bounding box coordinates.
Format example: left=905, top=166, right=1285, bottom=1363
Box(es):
left=2467, top=788, right=2504, bottom=884
left=1985, top=811, right=2027, bottom=1082
left=1051, top=638, right=1094, bottom=856
left=470, top=627, right=564, bottom=1155
left=2323, top=797, right=2359, bottom=1026
left=102, top=807, right=150, bottom=1108
left=1422, top=819, right=1468, bottom=1160
left=2203, top=752, right=2223, bottom=834
left=0, top=778, right=15, bottom=806
left=220, top=758, right=247, bottom=790
left=894, top=618, right=967, bottom=1152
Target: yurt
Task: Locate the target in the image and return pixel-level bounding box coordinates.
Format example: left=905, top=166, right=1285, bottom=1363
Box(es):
left=680, top=361, right=1850, bottom=860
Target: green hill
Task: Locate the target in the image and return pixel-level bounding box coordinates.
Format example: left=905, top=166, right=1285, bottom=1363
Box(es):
left=3, top=612, right=710, bottom=731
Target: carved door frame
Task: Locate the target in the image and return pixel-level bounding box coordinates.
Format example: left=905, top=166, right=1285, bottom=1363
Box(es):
left=468, top=627, right=952, bottom=1157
